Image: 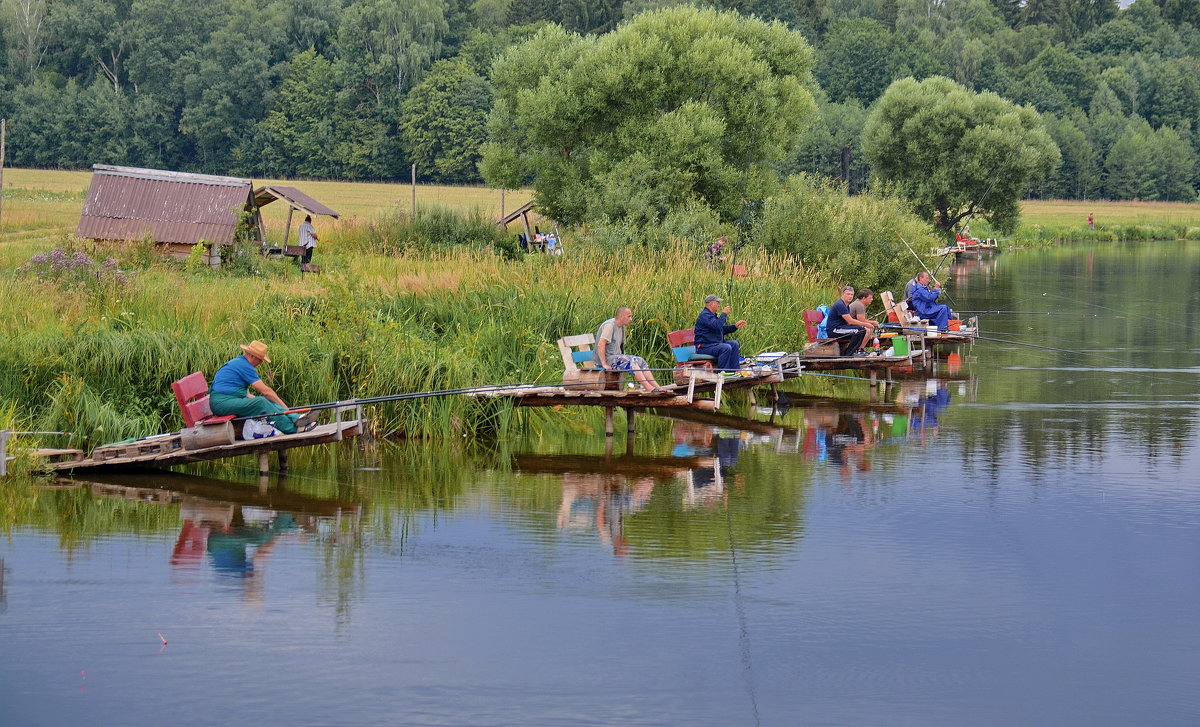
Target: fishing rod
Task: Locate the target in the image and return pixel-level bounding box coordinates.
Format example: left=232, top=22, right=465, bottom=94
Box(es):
left=955, top=310, right=1104, bottom=317
left=893, top=231, right=958, bottom=309
left=936, top=122, right=1038, bottom=265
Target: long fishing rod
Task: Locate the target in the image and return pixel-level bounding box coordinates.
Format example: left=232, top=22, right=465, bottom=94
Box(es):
left=893, top=231, right=958, bottom=309
left=938, top=122, right=1037, bottom=255
left=956, top=310, right=1104, bottom=317
left=725, top=146, right=756, bottom=303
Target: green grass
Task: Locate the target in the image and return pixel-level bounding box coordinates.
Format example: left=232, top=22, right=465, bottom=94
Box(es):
left=7, top=168, right=1195, bottom=448
left=1, top=235, right=835, bottom=446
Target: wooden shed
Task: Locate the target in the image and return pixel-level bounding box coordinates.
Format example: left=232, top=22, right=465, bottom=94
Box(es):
left=75, top=165, right=340, bottom=266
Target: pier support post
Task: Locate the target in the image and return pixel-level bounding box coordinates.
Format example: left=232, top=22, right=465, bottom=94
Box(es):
left=605, top=407, right=614, bottom=437
left=626, top=407, right=635, bottom=435
left=257, top=451, right=270, bottom=475
left=277, top=450, right=289, bottom=474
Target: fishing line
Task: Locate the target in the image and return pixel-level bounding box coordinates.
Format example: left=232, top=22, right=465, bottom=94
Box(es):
left=724, top=487, right=762, bottom=727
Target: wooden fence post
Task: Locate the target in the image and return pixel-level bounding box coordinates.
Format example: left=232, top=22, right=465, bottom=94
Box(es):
left=0, top=118, right=6, bottom=227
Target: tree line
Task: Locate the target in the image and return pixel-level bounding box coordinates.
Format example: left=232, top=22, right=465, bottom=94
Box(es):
left=0, top=0, right=1197, bottom=201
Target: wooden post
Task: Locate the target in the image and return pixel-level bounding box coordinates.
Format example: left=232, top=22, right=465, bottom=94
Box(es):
left=411, top=164, right=417, bottom=217
left=282, top=205, right=294, bottom=247
left=277, top=450, right=289, bottom=474
left=257, top=451, right=270, bottom=475
left=0, top=429, right=9, bottom=477
left=626, top=407, right=635, bottom=435
left=605, top=407, right=614, bottom=437
left=0, top=118, right=6, bottom=227
left=500, top=188, right=505, bottom=218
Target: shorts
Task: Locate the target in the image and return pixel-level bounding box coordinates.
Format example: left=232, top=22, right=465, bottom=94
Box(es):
left=607, top=354, right=648, bottom=371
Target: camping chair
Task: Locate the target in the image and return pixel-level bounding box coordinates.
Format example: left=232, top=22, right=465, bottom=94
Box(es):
left=666, top=329, right=715, bottom=385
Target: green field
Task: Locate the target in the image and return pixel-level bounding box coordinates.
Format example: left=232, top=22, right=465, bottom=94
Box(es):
left=0, top=167, right=533, bottom=265
left=1020, top=199, right=1200, bottom=228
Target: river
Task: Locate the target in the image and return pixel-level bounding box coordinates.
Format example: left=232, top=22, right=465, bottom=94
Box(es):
left=2, top=242, right=1198, bottom=726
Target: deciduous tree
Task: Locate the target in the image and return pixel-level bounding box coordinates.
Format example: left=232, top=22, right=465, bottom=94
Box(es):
left=862, top=75, right=1060, bottom=232
left=480, top=7, right=817, bottom=224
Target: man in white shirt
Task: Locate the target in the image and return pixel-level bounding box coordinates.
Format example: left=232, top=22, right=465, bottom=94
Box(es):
left=298, top=215, right=318, bottom=264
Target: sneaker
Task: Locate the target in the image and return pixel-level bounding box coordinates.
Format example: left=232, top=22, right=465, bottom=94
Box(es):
left=294, top=410, right=319, bottom=429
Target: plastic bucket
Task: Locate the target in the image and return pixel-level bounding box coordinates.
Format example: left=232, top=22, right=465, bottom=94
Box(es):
left=948, top=319, right=962, bottom=331
left=891, top=337, right=910, bottom=356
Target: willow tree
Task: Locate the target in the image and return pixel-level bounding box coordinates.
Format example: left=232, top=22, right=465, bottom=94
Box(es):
left=862, top=76, right=1060, bottom=233
left=480, top=6, right=817, bottom=225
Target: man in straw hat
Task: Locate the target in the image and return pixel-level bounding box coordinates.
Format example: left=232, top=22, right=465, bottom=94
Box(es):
left=208, top=341, right=315, bottom=434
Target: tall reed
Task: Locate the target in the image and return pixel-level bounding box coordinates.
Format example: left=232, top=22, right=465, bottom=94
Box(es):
left=2, top=237, right=840, bottom=443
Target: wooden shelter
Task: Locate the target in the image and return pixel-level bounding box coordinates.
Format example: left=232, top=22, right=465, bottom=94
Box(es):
left=252, top=184, right=340, bottom=255
left=75, top=165, right=339, bottom=267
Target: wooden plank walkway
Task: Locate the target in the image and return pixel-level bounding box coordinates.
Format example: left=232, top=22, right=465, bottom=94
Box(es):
left=50, top=419, right=362, bottom=472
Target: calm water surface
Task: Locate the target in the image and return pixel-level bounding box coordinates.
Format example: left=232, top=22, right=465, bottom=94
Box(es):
left=3, top=242, right=1199, bottom=726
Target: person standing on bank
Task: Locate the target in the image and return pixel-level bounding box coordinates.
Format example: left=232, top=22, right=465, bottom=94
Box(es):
left=209, top=341, right=316, bottom=434
left=594, top=307, right=671, bottom=394
left=695, top=294, right=747, bottom=371
left=298, top=215, right=318, bottom=264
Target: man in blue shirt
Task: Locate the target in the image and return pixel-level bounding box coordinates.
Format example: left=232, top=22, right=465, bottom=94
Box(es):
left=827, top=286, right=867, bottom=356
left=695, top=294, right=747, bottom=371
left=209, top=340, right=312, bottom=434
left=909, top=272, right=952, bottom=331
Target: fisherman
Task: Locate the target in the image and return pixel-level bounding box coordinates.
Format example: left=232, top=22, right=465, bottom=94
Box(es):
left=208, top=341, right=316, bottom=434
left=827, top=286, right=868, bottom=356
left=909, top=272, right=952, bottom=331
left=695, top=294, right=747, bottom=371
left=593, top=307, right=670, bottom=394
left=849, top=288, right=880, bottom=352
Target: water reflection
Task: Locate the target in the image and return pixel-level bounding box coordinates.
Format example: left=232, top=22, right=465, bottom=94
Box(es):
left=71, top=473, right=362, bottom=606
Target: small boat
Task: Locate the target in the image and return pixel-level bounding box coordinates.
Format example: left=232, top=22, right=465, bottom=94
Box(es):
left=933, top=233, right=1000, bottom=257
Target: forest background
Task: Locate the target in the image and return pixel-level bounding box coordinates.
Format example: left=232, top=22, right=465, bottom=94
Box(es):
left=0, top=0, right=1197, bottom=203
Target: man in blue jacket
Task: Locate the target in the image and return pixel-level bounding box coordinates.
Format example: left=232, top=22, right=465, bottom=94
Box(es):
left=695, top=294, right=747, bottom=371
left=909, top=272, right=952, bottom=331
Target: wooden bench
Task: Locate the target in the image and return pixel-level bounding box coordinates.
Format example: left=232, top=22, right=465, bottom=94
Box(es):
left=557, top=334, right=622, bottom=391
left=666, top=329, right=716, bottom=385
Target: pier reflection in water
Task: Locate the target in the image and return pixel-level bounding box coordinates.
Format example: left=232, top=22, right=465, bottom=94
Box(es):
left=3, top=241, right=1200, bottom=726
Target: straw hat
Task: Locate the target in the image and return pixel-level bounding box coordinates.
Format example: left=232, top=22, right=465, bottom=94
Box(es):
left=239, top=340, right=271, bottom=363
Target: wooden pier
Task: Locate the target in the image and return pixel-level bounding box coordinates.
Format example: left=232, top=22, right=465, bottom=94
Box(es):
left=44, top=418, right=362, bottom=474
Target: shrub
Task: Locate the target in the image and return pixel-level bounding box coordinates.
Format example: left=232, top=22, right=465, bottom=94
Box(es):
left=750, top=174, right=939, bottom=291
left=338, top=205, right=516, bottom=258
left=17, top=247, right=130, bottom=302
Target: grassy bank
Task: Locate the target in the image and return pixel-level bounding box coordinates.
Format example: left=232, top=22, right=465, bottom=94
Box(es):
left=1, top=239, right=837, bottom=448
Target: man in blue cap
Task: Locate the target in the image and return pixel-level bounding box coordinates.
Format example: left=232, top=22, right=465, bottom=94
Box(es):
left=695, top=294, right=747, bottom=371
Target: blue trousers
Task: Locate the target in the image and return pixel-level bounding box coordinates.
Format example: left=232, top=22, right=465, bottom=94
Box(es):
left=914, top=304, right=951, bottom=330
left=699, top=340, right=741, bottom=371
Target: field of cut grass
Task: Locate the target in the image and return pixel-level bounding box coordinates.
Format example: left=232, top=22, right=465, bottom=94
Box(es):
left=0, top=167, right=535, bottom=265
left=1020, top=199, right=1200, bottom=228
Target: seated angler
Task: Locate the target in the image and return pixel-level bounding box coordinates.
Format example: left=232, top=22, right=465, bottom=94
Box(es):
left=695, top=294, right=747, bottom=371
left=208, top=341, right=317, bottom=434
left=909, top=272, right=952, bottom=331
left=593, top=306, right=670, bottom=394
left=827, top=286, right=868, bottom=356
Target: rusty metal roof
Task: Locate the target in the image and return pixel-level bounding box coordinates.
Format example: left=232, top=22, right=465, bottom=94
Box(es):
left=252, top=185, right=340, bottom=218
left=76, top=165, right=254, bottom=245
